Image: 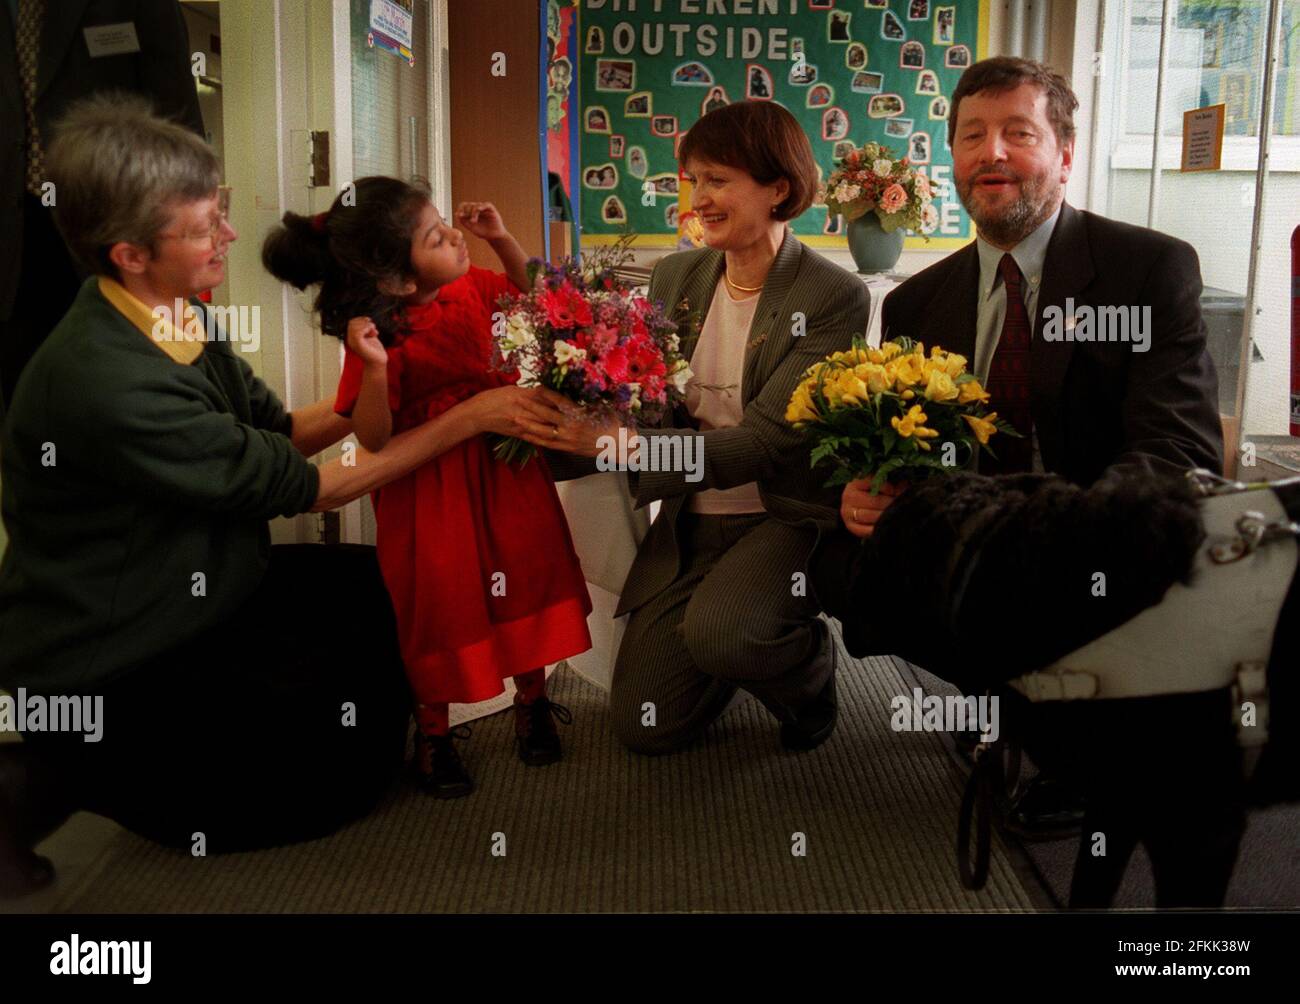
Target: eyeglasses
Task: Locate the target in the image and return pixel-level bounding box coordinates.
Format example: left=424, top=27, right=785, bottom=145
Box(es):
left=157, top=186, right=233, bottom=247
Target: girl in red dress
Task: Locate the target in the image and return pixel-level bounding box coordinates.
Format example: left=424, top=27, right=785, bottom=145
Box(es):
left=263, top=177, right=592, bottom=798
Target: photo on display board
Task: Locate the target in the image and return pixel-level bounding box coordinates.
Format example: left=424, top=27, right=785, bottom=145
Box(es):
left=945, top=44, right=971, bottom=67
left=672, top=61, right=714, bottom=86
left=582, top=163, right=619, bottom=189
left=791, top=36, right=804, bottom=57
left=651, top=115, right=678, bottom=137
left=701, top=85, right=729, bottom=116
left=851, top=71, right=884, bottom=94
left=584, top=25, right=603, bottom=54
left=807, top=83, right=834, bottom=107
left=935, top=6, right=956, bottom=45
left=548, top=57, right=571, bottom=92
left=789, top=61, right=817, bottom=86
left=595, top=59, right=635, bottom=92
left=626, top=145, right=648, bottom=178
left=585, top=106, right=610, bottom=132
left=916, top=70, right=940, bottom=95
left=908, top=0, right=930, bottom=20
left=624, top=91, right=651, bottom=117
left=665, top=203, right=679, bottom=229
left=828, top=10, right=851, bottom=42
left=609, top=134, right=625, bottom=158
left=845, top=42, right=867, bottom=70
left=909, top=132, right=931, bottom=164
left=882, top=10, right=906, bottom=40
left=929, top=95, right=949, bottom=120
left=832, top=139, right=856, bottom=162
left=869, top=93, right=905, bottom=118
left=884, top=116, right=914, bottom=137
left=647, top=172, right=678, bottom=196
left=864, top=0, right=888, bottom=8
left=601, top=195, right=626, bottom=223
left=821, top=106, right=849, bottom=140
left=901, top=41, right=925, bottom=69
left=746, top=63, right=773, bottom=99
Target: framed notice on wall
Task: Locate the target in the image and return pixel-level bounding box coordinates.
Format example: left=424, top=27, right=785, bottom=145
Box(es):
left=577, top=0, right=989, bottom=249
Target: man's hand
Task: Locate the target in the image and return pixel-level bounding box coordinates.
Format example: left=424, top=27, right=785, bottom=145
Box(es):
left=841, top=476, right=906, bottom=538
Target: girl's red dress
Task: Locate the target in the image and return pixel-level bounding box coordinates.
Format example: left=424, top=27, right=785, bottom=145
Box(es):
left=334, top=266, right=592, bottom=705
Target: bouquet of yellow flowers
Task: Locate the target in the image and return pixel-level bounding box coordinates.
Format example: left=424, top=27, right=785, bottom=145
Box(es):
left=785, top=336, right=1019, bottom=493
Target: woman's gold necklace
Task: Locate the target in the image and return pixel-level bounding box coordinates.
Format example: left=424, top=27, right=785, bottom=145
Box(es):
left=725, top=271, right=764, bottom=292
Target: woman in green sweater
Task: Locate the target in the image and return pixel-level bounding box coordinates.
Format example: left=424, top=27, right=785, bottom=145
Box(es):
left=0, top=96, right=565, bottom=896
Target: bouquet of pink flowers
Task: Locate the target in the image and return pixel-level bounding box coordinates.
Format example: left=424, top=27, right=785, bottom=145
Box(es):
left=491, top=244, right=693, bottom=465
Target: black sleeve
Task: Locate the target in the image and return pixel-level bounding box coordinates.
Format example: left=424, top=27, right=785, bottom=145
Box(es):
left=135, top=0, right=206, bottom=136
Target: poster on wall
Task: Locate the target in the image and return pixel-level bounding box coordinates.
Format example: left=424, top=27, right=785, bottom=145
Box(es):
left=577, top=0, right=986, bottom=247
left=368, top=0, right=415, bottom=66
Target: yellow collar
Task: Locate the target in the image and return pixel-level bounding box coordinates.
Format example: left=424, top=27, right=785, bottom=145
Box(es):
left=97, top=277, right=206, bottom=365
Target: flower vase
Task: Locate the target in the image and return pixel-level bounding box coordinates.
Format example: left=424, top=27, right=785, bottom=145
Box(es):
left=847, top=213, right=904, bottom=274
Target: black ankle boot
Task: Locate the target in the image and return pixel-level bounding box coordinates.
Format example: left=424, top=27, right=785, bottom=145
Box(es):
left=513, top=696, right=572, bottom=766
left=413, top=726, right=474, bottom=799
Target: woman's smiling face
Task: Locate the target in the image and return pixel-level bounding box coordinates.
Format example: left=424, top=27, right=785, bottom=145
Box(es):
left=408, top=202, right=470, bottom=291
left=683, top=158, right=787, bottom=253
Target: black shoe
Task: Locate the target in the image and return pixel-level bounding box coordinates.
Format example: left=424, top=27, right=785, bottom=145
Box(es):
left=413, top=726, right=475, bottom=799
left=1003, top=773, right=1086, bottom=840
left=780, top=672, right=838, bottom=752
left=0, top=846, right=55, bottom=899
left=514, top=696, right=572, bottom=766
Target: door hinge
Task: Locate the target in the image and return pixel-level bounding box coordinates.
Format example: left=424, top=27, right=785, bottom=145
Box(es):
left=309, top=130, right=331, bottom=187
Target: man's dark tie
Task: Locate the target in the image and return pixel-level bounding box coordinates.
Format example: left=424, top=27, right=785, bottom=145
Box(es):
left=16, top=0, right=47, bottom=196
left=982, top=253, right=1033, bottom=474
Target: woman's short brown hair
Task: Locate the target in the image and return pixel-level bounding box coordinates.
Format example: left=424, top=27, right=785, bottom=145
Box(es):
left=948, top=57, right=1078, bottom=149
left=677, top=101, right=819, bottom=221
left=46, top=93, right=220, bottom=278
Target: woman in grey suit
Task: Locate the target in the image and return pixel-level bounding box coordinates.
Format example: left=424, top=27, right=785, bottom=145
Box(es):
left=523, top=101, right=870, bottom=755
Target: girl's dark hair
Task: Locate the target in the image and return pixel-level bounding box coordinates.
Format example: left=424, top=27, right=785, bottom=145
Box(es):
left=261, top=175, right=432, bottom=343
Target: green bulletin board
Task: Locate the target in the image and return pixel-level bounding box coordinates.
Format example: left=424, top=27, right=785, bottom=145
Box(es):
left=578, top=0, right=988, bottom=248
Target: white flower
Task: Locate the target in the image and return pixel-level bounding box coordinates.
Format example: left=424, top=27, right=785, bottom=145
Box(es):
left=554, top=339, right=587, bottom=366
left=517, top=353, right=540, bottom=385
left=627, top=382, right=642, bottom=408
left=503, top=313, right=537, bottom=350
left=921, top=203, right=939, bottom=232
left=833, top=181, right=861, bottom=203
left=668, top=359, right=692, bottom=393
left=915, top=173, right=933, bottom=200
left=666, top=332, right=680, bottom=352
left=873, top=158, right=894, bottom=177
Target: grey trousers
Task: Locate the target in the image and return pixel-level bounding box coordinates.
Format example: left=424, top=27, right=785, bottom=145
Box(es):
left=609, top=512, right=832, bottom=755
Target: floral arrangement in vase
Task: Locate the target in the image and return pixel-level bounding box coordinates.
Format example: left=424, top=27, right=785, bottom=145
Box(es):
left=821, top=142, right=938, bottom=236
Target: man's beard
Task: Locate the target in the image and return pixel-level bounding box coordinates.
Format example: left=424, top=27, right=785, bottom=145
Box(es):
left=957, top=166, right=1059, bottom=246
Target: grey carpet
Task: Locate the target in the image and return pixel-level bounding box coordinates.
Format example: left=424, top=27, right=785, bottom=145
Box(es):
left=48, top=634, right=1038, bottom=913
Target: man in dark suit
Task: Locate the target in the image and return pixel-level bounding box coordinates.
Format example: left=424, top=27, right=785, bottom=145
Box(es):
left=827, top=57, right=1223, bottom=835
left=1, top=0, right=203, bottom=412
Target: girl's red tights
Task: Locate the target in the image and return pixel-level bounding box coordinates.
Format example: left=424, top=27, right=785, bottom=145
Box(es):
left=415, top=669, right=547, bottom=736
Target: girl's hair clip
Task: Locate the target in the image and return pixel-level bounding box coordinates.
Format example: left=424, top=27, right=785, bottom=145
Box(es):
left=310, top=212, right=329, bottom=234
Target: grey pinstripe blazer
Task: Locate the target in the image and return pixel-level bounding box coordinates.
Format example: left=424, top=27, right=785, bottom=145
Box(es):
left=548, top=229, right=871, bottom=617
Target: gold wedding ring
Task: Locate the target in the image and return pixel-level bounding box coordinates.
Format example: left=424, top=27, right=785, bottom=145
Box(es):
left=852, top=507, right=860, bottom=523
